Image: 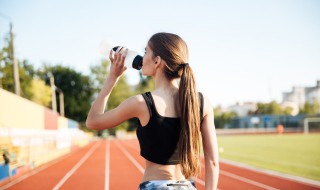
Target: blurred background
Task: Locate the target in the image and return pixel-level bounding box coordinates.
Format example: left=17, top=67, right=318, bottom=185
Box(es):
left=0, top=0, right=319, bottom=187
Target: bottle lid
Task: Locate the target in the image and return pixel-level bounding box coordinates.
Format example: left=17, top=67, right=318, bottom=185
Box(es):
left=132, top=55, right=142, bottom=70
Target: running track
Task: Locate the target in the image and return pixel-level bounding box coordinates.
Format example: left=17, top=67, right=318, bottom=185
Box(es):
left=1, top=139, right=319, bottom=190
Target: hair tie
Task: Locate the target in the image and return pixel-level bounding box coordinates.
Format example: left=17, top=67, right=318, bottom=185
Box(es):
left=179, top=63, right=189, bottom=68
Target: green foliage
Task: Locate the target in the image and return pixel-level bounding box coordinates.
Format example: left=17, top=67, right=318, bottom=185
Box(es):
left=30, top=78, right=51, bottom=106
left=0, top=34, right=17, bottom=92
left=0, top=33, right=38, bottom=100
left=19, top=60, right=37, bottom=99
left=255, top=101, right=283, bottom=115
left=90, top=59, right=109, bottom=93
left=283, top=106, right=293, bottom=115
left=300, top=100, right=320, bottom=115
left=249, top=100, right=294, bottom=115
left=214, top=106, right=238, bottom=128
left=38, top=64, right=94, bottom=123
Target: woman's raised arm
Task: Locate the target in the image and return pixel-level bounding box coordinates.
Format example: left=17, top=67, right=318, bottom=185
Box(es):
left=86, top=48, right=143, bottom=130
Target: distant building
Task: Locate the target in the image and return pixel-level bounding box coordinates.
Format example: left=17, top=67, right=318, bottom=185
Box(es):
left=225, top=102, right=257, bottom=117
left=282, top=80, right=320, bottom=108
left=282, top=87, right=305, bottom=107
left=305, top=80, right=320, bottom=104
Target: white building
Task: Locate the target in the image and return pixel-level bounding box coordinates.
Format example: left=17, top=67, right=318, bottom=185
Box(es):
left=305, top=81, right=320, bottom=104
left=282, top=87, right=305, bottom=108
left=282, top=80, right=320, bottom=109
left=225, top=102, right=257, bottom=117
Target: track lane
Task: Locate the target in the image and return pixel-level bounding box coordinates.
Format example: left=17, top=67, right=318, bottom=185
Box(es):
left=2, top=141, right=98, bottom=190
left=219, top=161, right=320, bottom=190
left=57, top=140, right=106, bottom=190
left=3, top=138, right=320, bottom=190
left=109, top=140, right=143, bottom=190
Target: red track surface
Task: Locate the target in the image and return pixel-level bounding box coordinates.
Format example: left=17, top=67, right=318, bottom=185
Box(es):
left=1, top=139, right=319, bottom=190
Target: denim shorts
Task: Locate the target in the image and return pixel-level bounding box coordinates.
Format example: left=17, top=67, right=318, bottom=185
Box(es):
left=139, top=180, right=197, bottom=190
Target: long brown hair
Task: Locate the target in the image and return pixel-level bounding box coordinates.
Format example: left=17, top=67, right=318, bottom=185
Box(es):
left=148, top=32, right=201, bottom=178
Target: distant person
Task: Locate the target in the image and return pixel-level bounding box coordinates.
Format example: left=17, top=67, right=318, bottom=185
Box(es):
left=3, top=153, right=10, bottom=165
left=86, top=32, right=219, bottom=190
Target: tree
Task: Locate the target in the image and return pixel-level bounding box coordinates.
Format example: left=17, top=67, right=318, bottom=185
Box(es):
left=214, top=106, right=238, bottom=128
left=282, top=106, right=293, bottom=115
left=249, top=101, right=291, bottom=115
left=90, top=59, right=109, bottom=93
left=30, top=78, right=51, bottom=107
left=300, top=100, right=320, bottom=115
left=0, top=33, right=37, bottom=100
left=38, top=64, right=94, bottom=123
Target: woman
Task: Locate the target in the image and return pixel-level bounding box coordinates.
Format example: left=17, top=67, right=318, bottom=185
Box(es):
left=86, top=32, right=219, bottom=190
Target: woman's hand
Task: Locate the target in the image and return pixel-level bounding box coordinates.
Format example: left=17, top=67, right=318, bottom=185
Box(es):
left=109, top=47, right=128, bottom=80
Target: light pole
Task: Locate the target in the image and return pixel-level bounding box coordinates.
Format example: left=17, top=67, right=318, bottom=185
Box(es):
left=55, top=87, right=65, bottom=117
left=49, top=72, right=57, bottom=113
left=0, top=13, right=20, bottom=96
left=48, top=72, right=64, bottom=117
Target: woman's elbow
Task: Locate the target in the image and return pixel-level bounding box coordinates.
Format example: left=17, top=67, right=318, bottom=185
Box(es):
left=86, top=117, right=113, bottom=130
left=212, top=160, right=219, bottom=168
left=214, top=162, right=220, bottom=171
left=85, top=121, right=93, bottom=130
left=86, top=117, right=99, bottom=130
left=206, top=159, right=219, bottom=169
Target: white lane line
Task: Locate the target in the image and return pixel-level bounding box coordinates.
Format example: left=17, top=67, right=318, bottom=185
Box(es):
left=105, top=140, right=110, bottom=190
left=115, top=140, right=145, bottom=173
left=220, top=170, right=279, bottom=190
left=52, top=141, right=101, bottom=190
left=1, top=143, right=94, bottom=190
left=200, top=162, right=279, bottom=190
left=220, top=159, right=320, bottom=188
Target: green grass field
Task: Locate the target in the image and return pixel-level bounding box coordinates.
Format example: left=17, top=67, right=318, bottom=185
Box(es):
left=217, top=133, right=320, bottom=181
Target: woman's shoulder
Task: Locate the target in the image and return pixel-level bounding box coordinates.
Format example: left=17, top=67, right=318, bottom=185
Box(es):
left=119, top=94, right=148, bottom=116
left=125, top=93, right=146, bottom=104
left=199, top=92, right=213, bottom=117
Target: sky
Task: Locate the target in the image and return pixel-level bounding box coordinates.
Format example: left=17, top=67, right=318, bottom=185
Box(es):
left=0, top=0, right=319, bottom=107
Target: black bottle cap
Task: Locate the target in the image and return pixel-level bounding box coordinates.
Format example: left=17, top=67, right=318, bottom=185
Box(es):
left=112, top=46, right=120, bottom=51
left=132, top=55, right=143, bottom=70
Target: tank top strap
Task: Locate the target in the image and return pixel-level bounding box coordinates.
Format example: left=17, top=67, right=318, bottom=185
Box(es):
left=142, top=91, right=204, bottom=122
left=141, top=92, right=156, bottom=118
left=198, top=92, right=204, bottom=123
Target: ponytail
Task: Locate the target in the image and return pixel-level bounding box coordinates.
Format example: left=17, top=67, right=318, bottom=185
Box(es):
left=178, top=64, right=201, bottom=179
left=148, top=32, right=201, bottom=178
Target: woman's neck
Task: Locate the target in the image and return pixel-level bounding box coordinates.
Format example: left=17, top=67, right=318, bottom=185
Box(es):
left=153, top=71, right=179, bottom=93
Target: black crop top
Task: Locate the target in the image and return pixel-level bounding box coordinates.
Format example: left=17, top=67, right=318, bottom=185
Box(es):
left=136, top=92, right=204, bottom=165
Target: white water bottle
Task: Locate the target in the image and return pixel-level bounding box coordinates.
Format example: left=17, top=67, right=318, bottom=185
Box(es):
left=99, top=40, right=142, bottom=70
